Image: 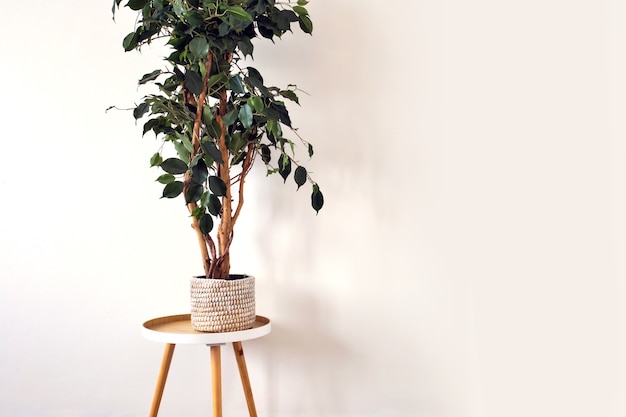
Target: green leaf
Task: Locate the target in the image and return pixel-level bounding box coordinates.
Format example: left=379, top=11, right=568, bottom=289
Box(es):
left=133, top=102, right=149, bottom=120
left=185, top=70, right=203, bottom=95
left=207, top=194, right=222, bottom=216
left=225, top=6, right=253, bottom=21
left=156, top=174, right=175, bottom=184
left=294, top=166, right=307, bottom=190
left=229, top=75, right=245, bottom=94
left=127, top=0, right=149, bottom=11
left=209, top=176, right=227, bottom=196
left=248, top=96, right=264, bottom=112
left=173, top=140, right=191, bottom=162
left=238, top=104, right=253, bottom=129
left=191, top=159, right=208, bottom=184
left=201, top=141, right=224, bottom=164
left=260, top=145, right=271, bottom=164
left=160, top=158, right=188, bottom=175
left=162, top=181, right=184, bottom=198
left=150, top=153, right=163, bottom=167
left=139, top=69, right=162, bottom=85
left=308, top=143, right=314, bottom=157
left=187, top=11, right=204, bottom=28
left=298, top=14, right=313, bottom=34
left=207, top=73, right=227, bottom=91
left=280, top=90, right=299, bottom=104
left=200, top=191, right=211, bottom=208
left=203, top=106, right=214, bottom=124
left=297, top=0, right=309, bottom=5
left=311, top=186, right=324, bottom=213
left=222, top=109, right=238, bottom=126
left=189, top=37, right=210, bottom=59
left=267, top=118, right=282, bottom=139
left=185, top=183, right=204, bottom=203
left=278, top=153, right=291, bottom=183
left=238, top=38, right=254, bottom=57
left=123, top=31, right=139, bottom=51
left=292, top=5, right=308, bottom=16
left=199, top=213, right=214, bottom=234
left=246, top=67, right=264, bottom=84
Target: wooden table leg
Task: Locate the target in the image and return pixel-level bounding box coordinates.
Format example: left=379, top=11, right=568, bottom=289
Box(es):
left=232, top=341, right=258, bottom=417
left=210, top=345, right=222, bottom=417
left=149, top=343, right=176, bottom=417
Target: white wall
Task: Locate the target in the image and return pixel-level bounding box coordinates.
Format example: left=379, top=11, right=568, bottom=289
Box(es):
left=1, top=1, right=625, bottom=416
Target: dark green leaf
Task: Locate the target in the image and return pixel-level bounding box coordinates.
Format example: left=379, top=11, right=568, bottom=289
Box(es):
left=191, top=159, right=208, bottom=184
left=270, top=102, right=292, bottom=127
left=199, top=213, right=214, bottom=234
left=156, top=174, right=175, bottom=184
left=127, top=0, right=149, bottom=11
left=308, top=143, right=314, bottom=157
left=189, top=37, right=210, bottom=59
left=239, top=104, right=253, bottom=129
left=229, top=75, right=245, bottom=94
left=185, top=183, right=204, bottom=203
left=201, top=141, right=224, bottom=164
left=272, top=11, right=292, bottom=31
left=123, top=31, right=139, bottom=51
left=162, top=181, right=184, bottom=198
left=187, top=11, right=204, bottom=28
left=205, top=119, right=223, bottom=140
left=260, top=145, right=271, bottom=164
left=311, top=186, right=324, bottom=213
left=222, top=110, right=238, bottom=126
left=294, top=166, right=307, bottom=190
left=185, top=70, right=203, bottom=95
left=278, top=153, right=291, bottom=183
left=208, top=194, right=222, bottom=216
left=247, top=67, right=264, bottom=84
left=139, top=69, right=162, bottom=85
left=134, top=102, right=149, bottom=120
left=209, top=176, right=227, bottom=196
left=238, top=38, right=254, bottom=57
left=218, top=22, right=231, bottom=37
left=280, top=90, right=299, bottom=104
left=160, top=158, right=188, bottom=175
left=246, top=76, right=272, bottom=97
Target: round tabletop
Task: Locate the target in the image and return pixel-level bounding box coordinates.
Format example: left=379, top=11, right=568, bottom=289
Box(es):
left=142, top=314, right=271, bottom=344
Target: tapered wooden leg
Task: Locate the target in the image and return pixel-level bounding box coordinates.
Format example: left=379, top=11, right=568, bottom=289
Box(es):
left=210, top=345, right=222, bottom=417
left=232, top=341, right=258, bottom=417
left=149, top=343, right=176, bottom=417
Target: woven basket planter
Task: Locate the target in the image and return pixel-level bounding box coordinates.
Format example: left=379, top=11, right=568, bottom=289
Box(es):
left=190, top=275, right=256, bottom=332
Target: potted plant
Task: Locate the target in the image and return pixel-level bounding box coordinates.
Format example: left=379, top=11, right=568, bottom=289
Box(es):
left=112, top=0, right=323, bottom=332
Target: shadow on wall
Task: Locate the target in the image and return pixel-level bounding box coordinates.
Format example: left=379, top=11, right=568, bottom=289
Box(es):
left=242, top=2, right=433, bottom=416
left=261, top=288, right=356, bottom=415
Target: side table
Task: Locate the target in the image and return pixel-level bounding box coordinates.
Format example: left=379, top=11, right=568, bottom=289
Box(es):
left=142, top=314, right=271, bottom=417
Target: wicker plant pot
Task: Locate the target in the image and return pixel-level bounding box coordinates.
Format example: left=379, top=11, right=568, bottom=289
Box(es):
left=190, top=275, right=256, bottom=332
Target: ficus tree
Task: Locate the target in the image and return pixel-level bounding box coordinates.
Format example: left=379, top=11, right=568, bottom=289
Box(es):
left=112, top=0, right=323, bottom=280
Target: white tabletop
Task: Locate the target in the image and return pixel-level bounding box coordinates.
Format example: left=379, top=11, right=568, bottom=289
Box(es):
left=142, top=314, right=271, bottom=345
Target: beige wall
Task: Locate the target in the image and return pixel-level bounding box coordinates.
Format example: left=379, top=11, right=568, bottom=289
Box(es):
left=0, top=1, right=625, bottom=416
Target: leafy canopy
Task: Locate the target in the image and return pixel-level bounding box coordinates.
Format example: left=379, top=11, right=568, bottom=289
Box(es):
left=112, top=0, right=324, bottom=238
